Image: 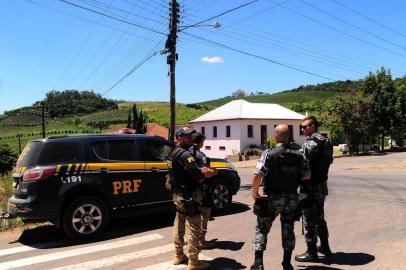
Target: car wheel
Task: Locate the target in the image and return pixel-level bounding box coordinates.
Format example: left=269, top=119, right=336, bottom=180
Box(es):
left=210, top=179, right=232, bottom=212
left=63, top=196, right=109, bottom=240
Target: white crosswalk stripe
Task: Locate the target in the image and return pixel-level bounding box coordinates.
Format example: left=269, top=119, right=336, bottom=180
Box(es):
left=50, top=244, right=173, bottom=270
left=132, top=255, right=212, bottom=270
left=0, top=233, right=163, bottom=270
left=0, top=240, right=72, bottom=257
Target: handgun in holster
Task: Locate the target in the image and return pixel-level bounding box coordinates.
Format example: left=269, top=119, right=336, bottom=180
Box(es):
left=253, top=198, right=270, bottom=217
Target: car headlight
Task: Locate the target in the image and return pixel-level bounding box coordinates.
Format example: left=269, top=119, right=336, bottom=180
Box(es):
left=226, top=159, right=237, bottom=171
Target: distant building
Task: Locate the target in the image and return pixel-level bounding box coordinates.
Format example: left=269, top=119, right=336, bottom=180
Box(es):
left=105, top=123, right=169, bottom=139
left=190, top=99, right=306, bottom=158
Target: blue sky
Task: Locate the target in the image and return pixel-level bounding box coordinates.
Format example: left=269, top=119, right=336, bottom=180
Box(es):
left=1, top=0, right=406, bottom=112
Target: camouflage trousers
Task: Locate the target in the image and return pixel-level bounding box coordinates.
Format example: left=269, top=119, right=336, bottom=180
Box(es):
left=200, top=207, right=211, bottom=242
left=252, top=193, right=299, bottom=252
left=173, top=190, right=203, bottom=256
left=301, top=182, right=329, bottom=245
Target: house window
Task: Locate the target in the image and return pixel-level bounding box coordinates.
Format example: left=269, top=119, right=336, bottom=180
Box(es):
left=219, top=146, right=226, bottom=151
left=205, top=146, right=211, bottom=150
left=226, top=125, right=231, bottom=137
left=201, top=126, right=205, bottom=135
left=299, top=125, right=304, bottom=136
left=247, top=125, right=253, bottom=138
left=213, top=126, right=217, bottom=138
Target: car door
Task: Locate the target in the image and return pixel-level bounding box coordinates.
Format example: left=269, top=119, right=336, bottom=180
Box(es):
left=90, top=139, right=147, bottom=209
left=142, top=139, right=174, bottom=203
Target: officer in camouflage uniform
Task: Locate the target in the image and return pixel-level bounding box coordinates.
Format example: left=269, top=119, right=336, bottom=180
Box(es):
left=295, top=116, right=334, bottom=262
left=170, top=128, right=216, bottom=270
left=191, top=132, right=217, bottom=250
left=251, top=124, right=310, bottom=270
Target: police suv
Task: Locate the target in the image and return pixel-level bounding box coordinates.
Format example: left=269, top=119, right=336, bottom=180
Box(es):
left=6, top=134, right=240, bottom=239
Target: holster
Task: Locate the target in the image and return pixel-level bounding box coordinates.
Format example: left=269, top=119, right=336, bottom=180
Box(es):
left=253, top=199, right=270, bottom=217
left=180, top=199, right=200, bottom=216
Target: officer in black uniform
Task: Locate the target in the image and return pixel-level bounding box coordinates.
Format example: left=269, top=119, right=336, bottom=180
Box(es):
left=191, top=132, right=216, bottom=249
left=295, top=116, right=334, bottom=262
left=170, top=127, right=216, bottom=270
left=251, top=124, right=310, bottom=270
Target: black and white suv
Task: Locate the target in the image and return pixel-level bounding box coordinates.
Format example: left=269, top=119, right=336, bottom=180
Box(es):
left=6, top=134, right=240, bottom=239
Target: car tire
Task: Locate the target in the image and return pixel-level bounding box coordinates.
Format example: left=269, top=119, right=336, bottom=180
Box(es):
left=63, top=196, right=109, bottom=240
left=209, top=178, right=232, bottom=213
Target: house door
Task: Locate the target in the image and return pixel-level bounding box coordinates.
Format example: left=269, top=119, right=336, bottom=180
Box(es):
left=261, top=125, right=267, bottom=146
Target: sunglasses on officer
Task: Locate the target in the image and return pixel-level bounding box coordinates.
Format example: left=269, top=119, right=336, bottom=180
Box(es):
left=301, top=124, right=312, bottom=129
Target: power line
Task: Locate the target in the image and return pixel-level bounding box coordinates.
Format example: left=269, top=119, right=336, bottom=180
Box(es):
left=232, top=0, right=291, bottom=24
left=180, top=2, right=400, bottom=73
left=267, top=0, right=406, bottom=58
left=330, top=0, right=406, bottom=39
left=179, top=0, right=259, bottom=31
left=182, top=32, right=335, bottom=81
left=102, top=47, right=160, bottom=96
left=78, top=1, right=164, bottom=89
left=59, top=0, right=167, bottom=36
left=297, top=0, right=406, bottom=50
left=180, top=8, right=379, bottom=74
left=53, top=0, right=112, bottom=89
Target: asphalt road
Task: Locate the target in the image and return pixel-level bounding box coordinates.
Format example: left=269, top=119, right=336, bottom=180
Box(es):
left=0, top=152, right=405, bottom=270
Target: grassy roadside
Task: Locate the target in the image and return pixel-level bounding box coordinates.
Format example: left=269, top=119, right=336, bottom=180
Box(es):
left=0, top=174, right=23, bottom=231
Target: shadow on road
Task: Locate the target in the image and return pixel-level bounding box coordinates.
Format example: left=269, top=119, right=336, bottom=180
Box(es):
left=16, top=211, right=176, bottom=247
left=213, top=240, right=245, bottom=251
left=212, top=202, right=250, bottom=217
left=321, top=252, right=375, bottom=266
left=208, top=257, right=246, bottom=269
left=297, top=266, right=344, bottom=270
left=15, top=202, right=249, bottom=248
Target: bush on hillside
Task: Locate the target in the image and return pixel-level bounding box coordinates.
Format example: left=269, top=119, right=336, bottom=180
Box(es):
left=34, top=90, right=118, bottom=117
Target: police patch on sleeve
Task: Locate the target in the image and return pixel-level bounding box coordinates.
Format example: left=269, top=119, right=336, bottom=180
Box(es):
left=187, top=156, right=195, bottom=163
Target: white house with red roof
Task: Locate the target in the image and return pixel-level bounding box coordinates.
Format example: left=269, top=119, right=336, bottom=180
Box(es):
left=190, top=99, right=306, bottom=158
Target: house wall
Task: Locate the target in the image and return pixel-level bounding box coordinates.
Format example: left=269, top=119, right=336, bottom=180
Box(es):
left=192, top=119, right=305, bottom=158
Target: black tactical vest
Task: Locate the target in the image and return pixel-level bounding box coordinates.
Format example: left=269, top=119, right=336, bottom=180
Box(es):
left=310, top=135, right=333, bottom=182
left=167, top=148, right=197, bottom=196
left=263, top=145, right=303, bottom=195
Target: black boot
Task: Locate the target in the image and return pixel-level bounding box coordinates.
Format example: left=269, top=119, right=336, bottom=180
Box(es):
left=282, top=250, right=294, bottom=270
left=294, top=243, right=319, bottom=262
left=317, top=238, right=332, bottom=257
left=250, top=250, right=264, bottom=270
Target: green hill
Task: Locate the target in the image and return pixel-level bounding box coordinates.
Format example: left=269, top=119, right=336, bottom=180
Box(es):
left=195, top=80, right=361, bottom=108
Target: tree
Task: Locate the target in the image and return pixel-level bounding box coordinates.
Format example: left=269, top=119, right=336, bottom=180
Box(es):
left=393, top=76, right=406, bottom=147
left=361, top=68, right=397, bottom=150
left=126, top=109, right=132, bottom=128
left=231, top=89, right=247, bottom=98
left=330, top=92, right=375, bottom=153
left=0, top=143, right=17, bottom=175
left=131, top=104, right=139, bottom=130
left=136, top=110, right=147, bottom=134
left=35, top=90, right=118, bottom=117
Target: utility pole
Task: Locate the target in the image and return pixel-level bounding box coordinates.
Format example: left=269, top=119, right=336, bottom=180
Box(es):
left=41, top=105, right=46, bottom=138
left=167, top=0, right=180, bottom=142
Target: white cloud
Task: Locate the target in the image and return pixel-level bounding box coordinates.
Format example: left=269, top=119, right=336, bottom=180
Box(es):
left=201, top=56, right=224, bottom=64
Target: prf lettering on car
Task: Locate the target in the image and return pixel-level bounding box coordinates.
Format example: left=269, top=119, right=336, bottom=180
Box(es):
left=112, top=179, right=142, bottom=195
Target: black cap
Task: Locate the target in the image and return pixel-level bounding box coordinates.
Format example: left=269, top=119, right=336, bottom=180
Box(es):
left=175, top=127, right=196, bottom=137
left=192, top=132, right=206, bottom=143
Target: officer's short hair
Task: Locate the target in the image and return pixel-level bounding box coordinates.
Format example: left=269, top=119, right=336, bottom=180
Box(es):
left=192, top=132, right=206, bottom=144
left=303, top=116, right=318, bottom=131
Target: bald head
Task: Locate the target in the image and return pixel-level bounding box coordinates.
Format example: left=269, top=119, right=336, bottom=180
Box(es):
left=274, top=124, right=289, bottom=143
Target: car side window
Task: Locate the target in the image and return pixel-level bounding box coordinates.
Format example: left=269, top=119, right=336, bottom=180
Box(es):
left=92, top=140, right=140, bottom=161
left=109, top=140, right=139, bottom=161
left=92, top=141, right=108, bottom=159
left=145, top=141, right=174, bottom=161
left=37, top=142, right=79, bottom=165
